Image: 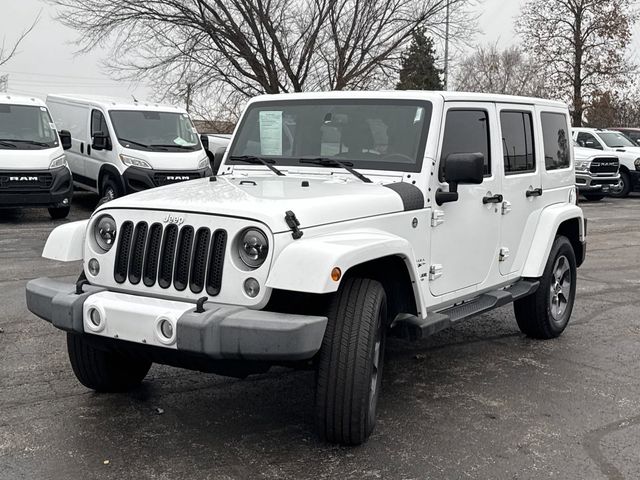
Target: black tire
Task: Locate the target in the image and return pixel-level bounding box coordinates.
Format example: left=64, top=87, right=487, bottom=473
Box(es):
left=315, top=278, right=387, bottom=445
left=100, top=175, right=123, bottom=202
left=609, top=171, right=630, bottom=198
left=48, top=206, right=70, bottom=219
left=582, top=193, right=605, bottom=202
left=67, top=333, right=151, bottom=392
left=514, top=236, right=577, bottom=339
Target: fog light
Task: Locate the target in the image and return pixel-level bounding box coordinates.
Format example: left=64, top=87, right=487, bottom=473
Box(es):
left=159, top=319, right=173, bottom=339
left=62, top=198, right=69, bottom=205
left=88, top=258, right=100, bottom=276
left=88, top=308, right=103, bottom=329
left=244, top=277, right=260, bottom=298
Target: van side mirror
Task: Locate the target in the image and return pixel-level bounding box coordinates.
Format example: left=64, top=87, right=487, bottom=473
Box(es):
left=92, top=131, right=111, bottom=151
left=200, top=134, right=210, bottom=151
left=59, top=130, right=72, bottom=150
left=436, top=153, right=485, bottom=206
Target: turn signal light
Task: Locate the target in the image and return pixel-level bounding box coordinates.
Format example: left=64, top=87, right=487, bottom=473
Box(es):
left=331, top=267, right=342, bottom=282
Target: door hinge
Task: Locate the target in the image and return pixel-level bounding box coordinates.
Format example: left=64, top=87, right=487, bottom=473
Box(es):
left=429, top=264, right=443, bottom=280
left=502, top=201, right=512, bottom=215
left=431, top=210, right=445, bottom=227
left=499, top=247, right=510, bottom=262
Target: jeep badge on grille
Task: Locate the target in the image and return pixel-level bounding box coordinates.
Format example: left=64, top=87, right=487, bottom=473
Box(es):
left=163, top=214, right=185, bottom=225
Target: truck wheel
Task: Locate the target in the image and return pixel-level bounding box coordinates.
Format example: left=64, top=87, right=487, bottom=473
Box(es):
left=582, top=193, right=605, bottom=201
left=609, top=171, right=630, bottom=198
left=67, top=333, right=151, bottom=392
left=315, top=278, right=387, bottom=445
left=48, top=206, right=70, bottom=219
left=514, top=236, right=576, bottom=339
left=101, top=175, right=123, bottom=201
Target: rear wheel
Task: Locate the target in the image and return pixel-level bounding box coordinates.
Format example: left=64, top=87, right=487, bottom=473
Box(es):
left=67, top=333, right=151, bottom=392
left=48, top=206, right=70, bottom=219
left=609, top=171, right=630, bottom=198
left=315, top=278, right=387, bottom=445
left=514, top=236, right=577, bottom=339
left=582, top=193, right=605, bottom=201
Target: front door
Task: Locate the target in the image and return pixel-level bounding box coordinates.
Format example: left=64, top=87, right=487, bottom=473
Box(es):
left=497, top=105, right=543, bottom=275
left=86, top=109, right=113, bottom=189
left=429, top=103, right=502, bottom=297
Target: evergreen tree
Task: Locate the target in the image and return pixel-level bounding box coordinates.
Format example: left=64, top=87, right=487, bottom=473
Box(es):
left=396, top=29, right=444, bottom=91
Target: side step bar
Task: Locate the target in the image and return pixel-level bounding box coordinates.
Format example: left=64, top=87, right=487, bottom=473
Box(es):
left=393, top=280, right=539, bottom=341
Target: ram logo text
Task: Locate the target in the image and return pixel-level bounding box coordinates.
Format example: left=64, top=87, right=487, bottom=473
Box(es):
left=166, top=175, right=190, bottom=181
left=9, top=176, right=39, bottom=181
left=163, top=214, right=185, bottom=225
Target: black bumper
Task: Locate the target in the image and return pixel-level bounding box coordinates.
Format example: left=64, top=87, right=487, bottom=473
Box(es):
left=122, top=166, right=212, bottom=194
left=630, top=170, right=640, bottom=190
left=0, top=167, right=73, bottom=208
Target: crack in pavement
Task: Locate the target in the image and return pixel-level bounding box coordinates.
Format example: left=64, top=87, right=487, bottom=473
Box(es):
left=583, top=414, right=640, bottom=480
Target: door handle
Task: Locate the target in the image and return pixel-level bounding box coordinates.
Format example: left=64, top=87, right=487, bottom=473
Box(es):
left=483, top=193, right=503, bottom=204
left=88, top=145, right=91, bottom=155
left=80, top=143, right=84, bottom=154
left=526, top=187, right=543, bottom=198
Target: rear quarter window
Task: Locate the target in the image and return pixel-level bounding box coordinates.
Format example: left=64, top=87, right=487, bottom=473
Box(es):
left=541, top=112, right=571, bottom=170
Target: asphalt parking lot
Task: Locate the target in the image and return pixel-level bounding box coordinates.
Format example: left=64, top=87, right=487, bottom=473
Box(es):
left=1, top=193, right=639, bottom=480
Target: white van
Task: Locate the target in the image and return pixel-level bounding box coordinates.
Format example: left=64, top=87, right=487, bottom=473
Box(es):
left=0, top=94, right=73, bottom=219
left=46, top=95, right=212, bottom=200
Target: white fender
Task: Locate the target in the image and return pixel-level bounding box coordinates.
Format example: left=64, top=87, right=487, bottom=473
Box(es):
left=266, top=230, right=420, bottom=294
left=521, top=203, right=585, bottom=278
left=42, top=220, right=89, bottom=261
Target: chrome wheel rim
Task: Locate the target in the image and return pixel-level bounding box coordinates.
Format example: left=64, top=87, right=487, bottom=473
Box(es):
left=104, top=187, right=116, bottom=201
left=610, top=177, right=625, bottom=195
left=549, top=255, right=571, bottom=322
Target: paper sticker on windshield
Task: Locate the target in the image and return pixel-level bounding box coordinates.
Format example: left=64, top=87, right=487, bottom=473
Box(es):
left=259, top=111, right=283, bottom=156
left=174, top=136, right=195, bottom=146
left=414, top=107, right=423, bottom=124
left=40, top=107, right=47, bottom=111
left=49, top=122, right=56, bottom=130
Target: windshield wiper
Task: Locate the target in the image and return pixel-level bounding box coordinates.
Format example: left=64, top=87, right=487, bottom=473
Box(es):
left=119, top=138, right=152, bottom=150
left=151, top=144, right=196, bottom=151
left=0, top=139, right=49, bottom=148
left=299, top=157, right=372, bottom=183
left=229, top=155, right=285, bottom=176
left=0, top=140, right=17, bottom=148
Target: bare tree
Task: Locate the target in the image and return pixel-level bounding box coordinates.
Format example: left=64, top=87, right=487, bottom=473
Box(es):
left=454, top=44, right=546, bottom=96
left=0, top=13, right=40, bottom=67
left=585, top=88, right=640, bottom=128
left=516, top=0, right=636, bottom=126
left=51, top=0, right=476, bottom=115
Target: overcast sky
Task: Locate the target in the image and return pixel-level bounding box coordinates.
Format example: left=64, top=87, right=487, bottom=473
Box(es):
left=0, top=0, right=636, bottom=103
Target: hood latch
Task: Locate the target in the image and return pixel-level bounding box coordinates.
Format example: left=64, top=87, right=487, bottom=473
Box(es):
left=285, top=210, right=303, bottom=240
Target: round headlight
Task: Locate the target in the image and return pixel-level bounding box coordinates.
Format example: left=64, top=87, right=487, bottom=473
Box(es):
left=94, top=215, right=117, bottom=252
left=238, top=228, right=269, bottom=268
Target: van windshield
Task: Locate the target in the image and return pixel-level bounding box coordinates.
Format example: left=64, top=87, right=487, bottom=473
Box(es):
left=109, top=110, right=202, bottom=152
left=227, top=99, right=432, bottom=173
left=598, top=132, right=637, bottom=148
left=0, top=104, right=59, bottom=150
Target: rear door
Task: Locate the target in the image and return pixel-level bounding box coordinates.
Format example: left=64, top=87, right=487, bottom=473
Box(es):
left=497, top=105, right=543, bottom=276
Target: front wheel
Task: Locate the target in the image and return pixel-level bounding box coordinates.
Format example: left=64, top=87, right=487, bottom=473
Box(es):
left=100, top=175, right=123, bottom=202
left=48, top=206, right=70, bottom=219
left=609, top=171, right=630, bottom=198
left=67, top=333, right=151, bottom=392
left=514, top=236, right=577, bottom=339
left=315, top=278, right=387, bottom=445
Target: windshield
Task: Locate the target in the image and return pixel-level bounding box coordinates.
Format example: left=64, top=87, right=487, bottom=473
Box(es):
left=0, top=104, right=58, bottom=150
left=109, top=110, right=202, bottom=152
left=598, top=132, right=637, bottom=148
left=227, top=99, right=432, bottom=173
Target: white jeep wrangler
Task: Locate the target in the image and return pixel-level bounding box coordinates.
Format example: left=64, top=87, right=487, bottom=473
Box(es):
left=27, top=92, right=586, bottom=445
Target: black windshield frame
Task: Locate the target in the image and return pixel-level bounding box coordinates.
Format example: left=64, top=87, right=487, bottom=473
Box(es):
left=227, top=99, right=433, bottom=173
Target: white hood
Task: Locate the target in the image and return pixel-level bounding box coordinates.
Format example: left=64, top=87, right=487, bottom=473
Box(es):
left=100, top=175, right=409, bottom=233
left=0, top=147, right=64, bottom=170
left=120, top=146, right=206, bottom=170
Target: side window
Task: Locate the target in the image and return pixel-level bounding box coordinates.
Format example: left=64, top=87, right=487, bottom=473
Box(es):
left=440, top=109, right=491, bottom=179
left=501, top=111, right=535, bottom=175
left=576, top=132, right=602, bottom=150
left=91, top=109, right=109, bottom=136
left=542, top=113, right=571, bottom=170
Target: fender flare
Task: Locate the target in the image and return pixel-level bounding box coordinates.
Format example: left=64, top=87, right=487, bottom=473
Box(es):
left=266, top=230, right=421, bottom=295
left=521, top=203, right=585, bottom=278
left=42, top=220, right=89, bottom=262
left=98, top=164, right=125, bottom=195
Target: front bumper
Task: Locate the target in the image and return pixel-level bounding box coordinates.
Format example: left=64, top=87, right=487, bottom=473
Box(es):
left=122, top=166, right=212, bottom=194
left=575, top=172, right=620, bottom=193
left=0, top=167, right=73, bottom=208
left=26, top=278, right=327, bottom=361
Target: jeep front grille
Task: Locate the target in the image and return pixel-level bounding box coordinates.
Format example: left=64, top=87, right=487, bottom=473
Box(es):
left=590, top=157, right=619, bottom=175
left=114, top=221, right=227, bottom=296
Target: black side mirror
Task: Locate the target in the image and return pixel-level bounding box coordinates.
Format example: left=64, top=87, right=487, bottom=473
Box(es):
left=200, top=134, right=210, bottom=151
left=212, top=146, right=227, bottom=175
left=92, top=131, right=111, bottom=151
left=59, top=130, right=72, bottom=150
left=436, top=153, right=485, bottom=206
